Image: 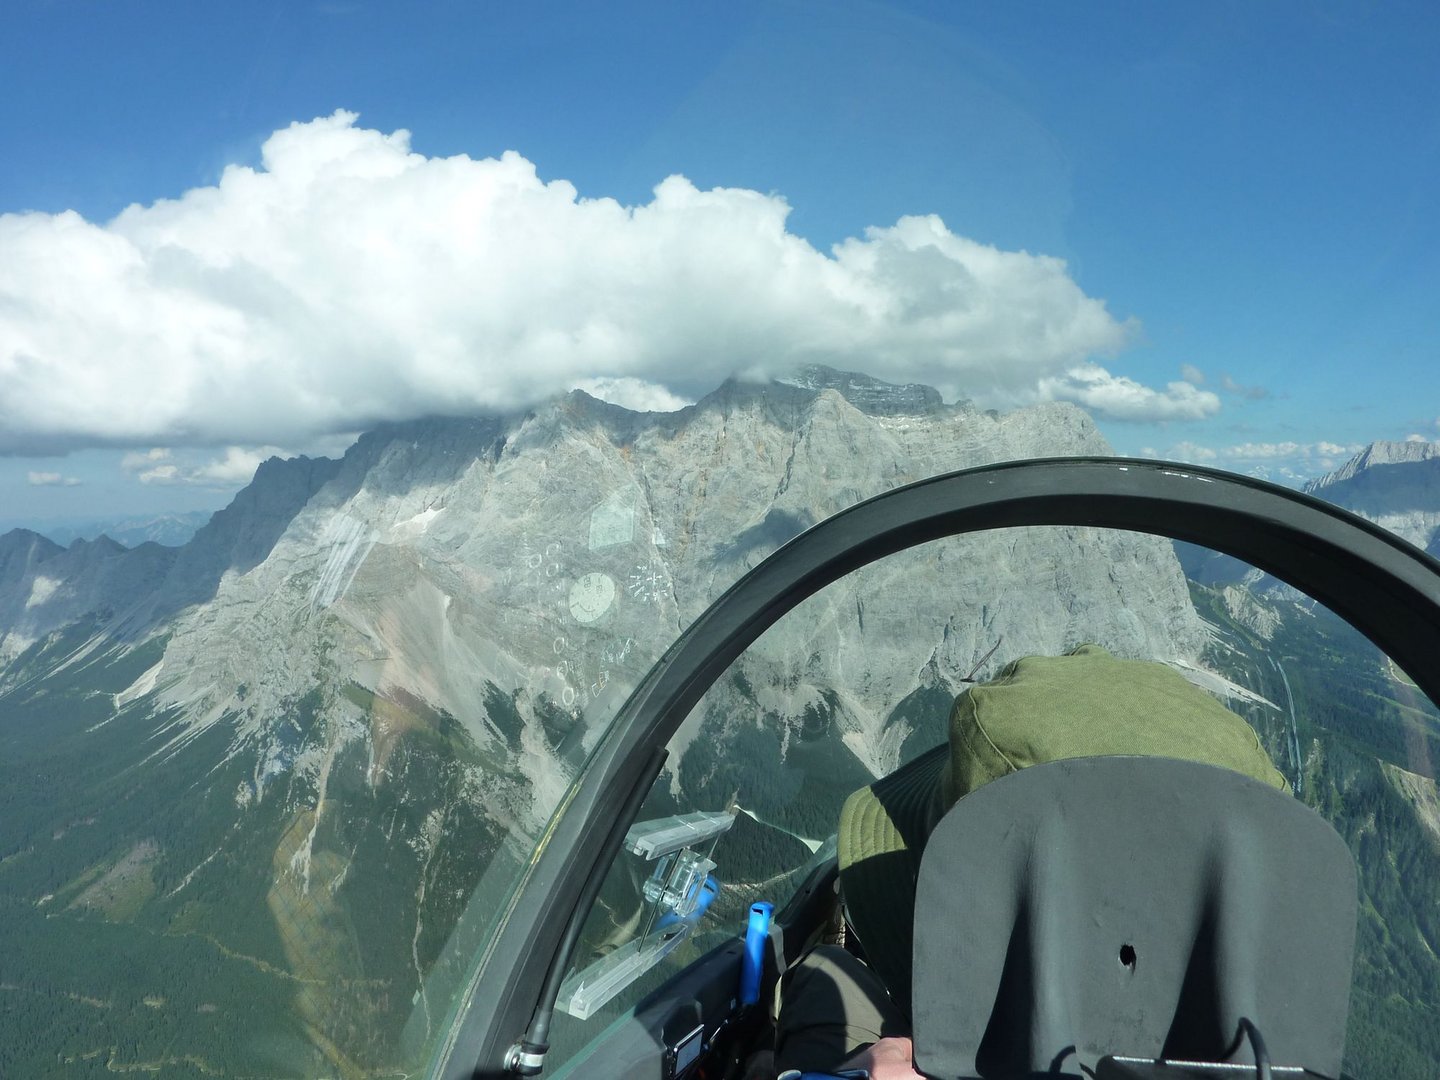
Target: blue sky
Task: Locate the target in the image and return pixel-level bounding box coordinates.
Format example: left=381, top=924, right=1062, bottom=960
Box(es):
left=3, top=0, right=1438, bottom=533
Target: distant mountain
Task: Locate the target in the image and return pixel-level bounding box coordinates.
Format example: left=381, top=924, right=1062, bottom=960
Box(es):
left=1174, top=439, right=1440, bottom=594
left=38, top=510, right=216, bottom=549
left=0, top=456, right=339, bottom=662
left=1308, top=438, right=1440, bottom=487
left=1305, top=439, right=1440, bottom=556
left=775, top=364, right=948, bottom=415
left=0, top=529, right=178, bottom=662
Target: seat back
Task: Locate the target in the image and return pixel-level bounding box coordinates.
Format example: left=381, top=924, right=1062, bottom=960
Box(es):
left=911, top=756, right=1357, bottom=1079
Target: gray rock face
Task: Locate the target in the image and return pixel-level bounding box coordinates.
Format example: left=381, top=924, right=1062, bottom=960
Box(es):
left=1305, top=440, right=1440, bottom=554
left=0, top=455, right=341, bottom=665
left=1220, top=584, right=1283, bottom=640
left=128, top=372, right=1207, bottom=796
left=1309, top=439, right=1440, bottom=487
left=775, top=364, right=947, bottom=415
left=0, top=530, right=177, bottom=662
left=1, top=370, right=1211, bottom=804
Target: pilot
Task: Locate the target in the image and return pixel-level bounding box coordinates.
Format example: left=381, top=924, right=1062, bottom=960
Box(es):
left=771, top=645, right=1289, bottom=1080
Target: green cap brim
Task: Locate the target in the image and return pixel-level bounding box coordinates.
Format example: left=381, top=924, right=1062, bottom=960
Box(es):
left=836, top=742, right=948, bottom=1016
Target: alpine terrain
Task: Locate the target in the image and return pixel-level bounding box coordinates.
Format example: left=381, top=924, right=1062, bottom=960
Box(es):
left=0, top=369, right=1435, bottom=1077
left=1174, top=439, right=1440, bottom=1077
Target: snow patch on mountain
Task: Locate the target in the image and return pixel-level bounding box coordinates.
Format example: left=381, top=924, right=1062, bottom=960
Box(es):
left=115, top=659, right=165, bottom=709
left=24, top=576, right=60, bottom=609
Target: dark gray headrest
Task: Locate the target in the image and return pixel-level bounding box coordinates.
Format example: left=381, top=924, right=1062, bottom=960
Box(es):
left=912, top=756, right=1357, bottom=1079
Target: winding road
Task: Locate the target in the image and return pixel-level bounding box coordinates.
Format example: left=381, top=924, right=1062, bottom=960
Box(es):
left=1270, top=657, right=1303, bottom=795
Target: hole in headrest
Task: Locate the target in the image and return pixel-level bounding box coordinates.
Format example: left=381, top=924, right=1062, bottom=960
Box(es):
left=1119, top=943, right=1137, bottom=970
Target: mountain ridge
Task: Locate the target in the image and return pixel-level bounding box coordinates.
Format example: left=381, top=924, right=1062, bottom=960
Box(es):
left=7, top=366, right=1429, bottom=1078
left=141, top=367, right=1203, bottom=778
left=0, top=368, right=1086, bottom=659
left=1307, top=438, right=1440, bottom=489
left=16, top=510, right=217, bottom=551
left=1305, top=439, right=1440, bottom=555
left=2, top=366, right=1207, bottom=786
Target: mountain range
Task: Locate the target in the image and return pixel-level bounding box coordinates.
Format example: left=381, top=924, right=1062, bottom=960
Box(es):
left=0, top=368, right=1436, bottom=1078
left=19, top=511, right=215, bottom=551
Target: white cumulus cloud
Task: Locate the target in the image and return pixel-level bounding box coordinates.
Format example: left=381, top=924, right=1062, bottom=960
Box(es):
left=120, top=447, right=172, bottom=471
left=26, top=470, right=81, bottom=486
left=1036, top=365, right=1220, bottom=422
left=122, top=445, right=294, bottom=487
left=1224, top=441, right=1305, bottom=460
left=0, top=110, right=1170, bottom=452
left=1143, top=439, right=1366, bottom=484
left=1159, top=440, right=1218, bottom=462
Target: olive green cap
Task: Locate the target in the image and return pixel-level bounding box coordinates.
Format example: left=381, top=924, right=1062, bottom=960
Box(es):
left=836, top=645, right=1289, bottom=1016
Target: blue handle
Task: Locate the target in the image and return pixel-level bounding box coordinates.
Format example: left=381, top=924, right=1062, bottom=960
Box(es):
left=655, top=873, right=719, bottom=932
left=739, top=900, right=774, bottom=1006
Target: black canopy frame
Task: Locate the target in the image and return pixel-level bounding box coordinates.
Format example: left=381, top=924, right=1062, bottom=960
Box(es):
left=435, top=457, right=1440, bottom=1079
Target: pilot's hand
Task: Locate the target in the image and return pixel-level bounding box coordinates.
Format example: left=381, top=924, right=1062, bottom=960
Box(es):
left=837, top=1035, right=924, bottom=1079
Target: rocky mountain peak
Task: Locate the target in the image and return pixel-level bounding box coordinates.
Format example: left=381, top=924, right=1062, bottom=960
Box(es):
left=184, top=454, right=343, bottom=561
left=1307, top=439, right=1440, bottom=491
left=773, top=364, right=948, bottom=415
left=0, top=530, right=66, bottom=613
left=69, top=534, right=128, bottom=557
left=0, top=527, right=64, bottom=566
left=1305, top=440, right=1440, bottom=555
left=132, top=369, right=1206, bottom=784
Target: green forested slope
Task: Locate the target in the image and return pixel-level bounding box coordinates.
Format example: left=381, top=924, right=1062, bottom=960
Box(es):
left=1188, top=584, right=1440, bottom=1079
left=0, top=628, right=513, bottom=1078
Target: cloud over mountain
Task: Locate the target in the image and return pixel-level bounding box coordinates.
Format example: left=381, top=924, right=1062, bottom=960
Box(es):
left=119, top=446, right=297, bottom=487
left=1, top=110, right=1200, bottom=453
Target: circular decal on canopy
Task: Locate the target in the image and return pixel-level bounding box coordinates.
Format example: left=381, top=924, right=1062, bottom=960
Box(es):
left=568, top=572, right=617, bottom=624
